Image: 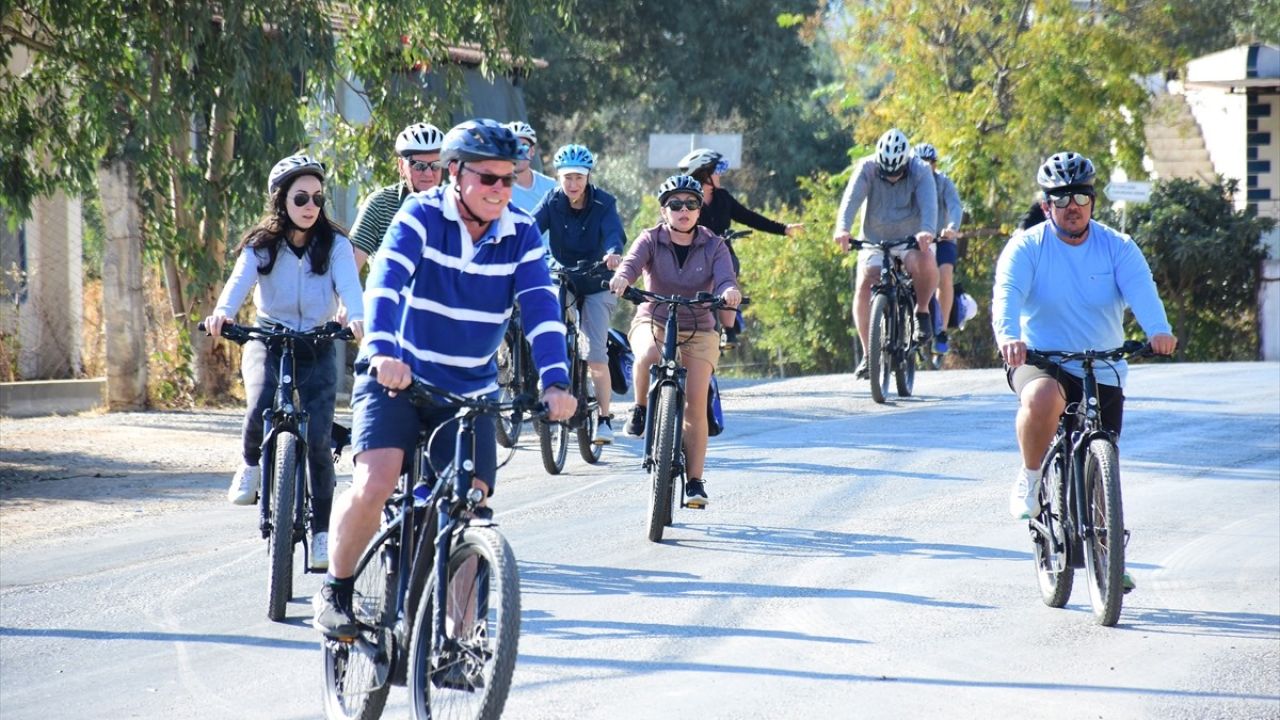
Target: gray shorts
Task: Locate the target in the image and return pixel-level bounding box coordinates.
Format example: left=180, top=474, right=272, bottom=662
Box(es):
left=565, top=289, right=617, bottom=363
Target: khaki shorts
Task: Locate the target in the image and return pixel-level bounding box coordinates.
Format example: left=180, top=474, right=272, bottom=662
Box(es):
left=628, top=317, right=721, bottom=371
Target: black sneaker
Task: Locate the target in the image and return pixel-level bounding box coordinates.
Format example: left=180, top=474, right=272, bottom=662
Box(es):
left=720, top=327, right=739, bottom=350
left=685, top=479, right=708, bottom=509
left=312, top=582, right=358, bottom=638
left=914, top=312, right=933, bottom=344
left=854, top=358, right=869, bottom=380
left=625, top=405, right=646, bottom=437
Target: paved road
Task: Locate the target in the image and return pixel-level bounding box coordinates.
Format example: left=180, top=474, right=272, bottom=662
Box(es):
left=1, top=363, right=1277, bottom=719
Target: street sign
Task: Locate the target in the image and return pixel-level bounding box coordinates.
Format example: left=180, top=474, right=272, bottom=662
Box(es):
left=647, top=133, right=742, bottom=169
left=1103, top=181, right=1153, bottom=203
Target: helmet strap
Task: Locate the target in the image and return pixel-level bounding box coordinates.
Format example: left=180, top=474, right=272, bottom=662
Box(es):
left=1048, top=214, right=1088, bottom=242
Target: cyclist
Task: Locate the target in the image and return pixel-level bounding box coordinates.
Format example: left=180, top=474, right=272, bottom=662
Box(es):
left=913, top=142, right=963, bottom=354
left=679, top=148, right=802, bottom=348
left=833, top=128, right=938, bottom=379
left=607, top=175, right=742, bottom=508
left=349, top=122, right=445, bottom=270
left=203, top=153, right=365, bottom=570
left=506, top=120, right=558, bottom=213
left=993, top=151, right=1177, bottom=594
left=313, top=119, right=576, bottom=637
left=532, top=143, right=626, bottom=443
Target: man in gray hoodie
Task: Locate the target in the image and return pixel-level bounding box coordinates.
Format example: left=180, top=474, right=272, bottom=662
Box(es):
left=832, top=128, right=938, bottom=378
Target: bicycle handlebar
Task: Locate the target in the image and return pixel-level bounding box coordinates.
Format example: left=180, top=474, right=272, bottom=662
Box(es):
left=1026, top=340, right=1155, bottom=366
left=550, top=259, right=614, bottom=291
left=855, top=236, right=920, bottom=252
left=197, top=320, right=354, bottom=345
left=619, top=286, right=750, bottom=310
left=367, top=367, right=549, bottom=420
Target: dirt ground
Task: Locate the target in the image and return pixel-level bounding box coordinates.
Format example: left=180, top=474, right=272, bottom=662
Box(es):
left=0, top=408, right=356, bottom=548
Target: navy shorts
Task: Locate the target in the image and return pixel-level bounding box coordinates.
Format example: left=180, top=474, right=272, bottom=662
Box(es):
left=934, top=239, right=958, bottom=267
left=350, top=373, right=499, bottom=492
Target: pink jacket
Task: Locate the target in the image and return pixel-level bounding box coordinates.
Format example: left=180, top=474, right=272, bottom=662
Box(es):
left=614, top=224, right=738, bottom=332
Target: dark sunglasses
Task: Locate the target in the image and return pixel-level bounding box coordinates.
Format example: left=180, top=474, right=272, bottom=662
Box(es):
left=1049, top=192, right=1094, bottom=208
left=462, top=166, right=517, bottom=188
left=409, top=159, right=442, bottom=173
left=664, top=199, right=702, bottom=212
left=291, top=192, right=325, bottom=208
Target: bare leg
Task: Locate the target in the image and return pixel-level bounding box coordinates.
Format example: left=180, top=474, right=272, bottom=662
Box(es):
left=854, top=262, right=875, bottom=356
left=1016, top=378, right=1066, bottom=470
left=328, top=447, right=403, bottom=578
left=682, top=358, right=715, bottom=479
left=904, top=250, right=939, bottom=315
left=588, top=361, right=611, bottom=416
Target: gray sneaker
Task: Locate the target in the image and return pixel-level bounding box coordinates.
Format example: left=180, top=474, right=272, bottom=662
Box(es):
left=625, top=405, right=646, bottom=437
left=312, top=583, right=357, bottom=638
left=594, top=416, right=615, bottom=445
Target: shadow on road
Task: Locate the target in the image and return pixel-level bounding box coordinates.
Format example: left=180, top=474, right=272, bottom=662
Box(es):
left=0, top=624, right=314, bottom=651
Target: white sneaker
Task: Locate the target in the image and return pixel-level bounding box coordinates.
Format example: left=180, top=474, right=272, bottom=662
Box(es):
left=594, top=417, right=615, bottom=445
left=310, top=531, right=329, bottom=571
left=227, top=464, right=261, bottom=505
left=1009, top=467, right=1041, bottom=520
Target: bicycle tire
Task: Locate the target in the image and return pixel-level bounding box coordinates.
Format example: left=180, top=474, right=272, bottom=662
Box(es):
left=895, top=303, right=916, bottom=397
left=494, top=337, right=523, bottom=448
left=408, top=526, right=521, bottom=720
left=267, top=431, right=299, bottom=621
left=867, top=293, right=892, bottom=404
left=322, top=520, right=397, bottom=720
left=536, top=419, right=568, bottom=475
left=647, top=384, right=680, bottom=543
left=1033, top=444, right=1074, bottom=608
left=575, top=361, right=603, bottom=464
left=1083, top=438, right=1125, bottom=626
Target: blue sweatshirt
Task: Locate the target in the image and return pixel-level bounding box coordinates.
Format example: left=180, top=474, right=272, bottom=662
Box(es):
left=992, top=220, right=1172, bottom=387
left=532, top=184, right=626, bottom=271
left=360, top=184, right=570, bottom=397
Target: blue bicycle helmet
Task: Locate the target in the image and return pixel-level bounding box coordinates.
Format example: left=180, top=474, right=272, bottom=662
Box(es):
left=657, top=174, right=702, bottom=204
left=553, top=144, right=595, bottom=174
left=268, top=153, right=325, bottom=193
left=913, top=143, right=938, bottom=162
left=1037, top=151, right=1096, bottom=192
left=440, top=119, right=525, bottom=165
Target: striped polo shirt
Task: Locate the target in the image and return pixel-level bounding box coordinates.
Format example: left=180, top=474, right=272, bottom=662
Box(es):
left=350, top=182, right=409, bottom=257
left=359, top=184, right=570, bottom=397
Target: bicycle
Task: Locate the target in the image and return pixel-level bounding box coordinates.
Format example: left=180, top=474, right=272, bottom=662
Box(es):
left=1025, top=340, right=1151, bottom=627
left=619, top=286, right=745, bottom=543
left=536, top=260, right=614, bottom=474
left=199, top=320, right=353, bottom=621
left=494, top=305, right=537, bottom=449
left=322, top=373, right=543, bottom=720
left=718, top=228, right=752, bottom=346
left=858, top=237, right=928, bottom=403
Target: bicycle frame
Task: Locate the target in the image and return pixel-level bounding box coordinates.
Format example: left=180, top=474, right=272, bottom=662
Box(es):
left=867, top=239, right=919, bottom=366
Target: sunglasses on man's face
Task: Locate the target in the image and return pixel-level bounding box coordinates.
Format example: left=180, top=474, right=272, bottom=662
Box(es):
left=664, top=199, right=702, bottom=212
left=291, top=192, right=325, bottom=209
left=409, top=160, right=442, bottom=173
left=1049, top=192, right=1094, bottom=208
left=462, top=166, right=517, bottom=188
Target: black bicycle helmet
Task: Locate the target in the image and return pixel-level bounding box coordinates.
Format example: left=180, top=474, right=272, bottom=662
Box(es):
left=657, top=175, right=703, bottom=204
left=440, top=119, right=524, bottom=165
left=1036, top=151, right=1096, bottom=191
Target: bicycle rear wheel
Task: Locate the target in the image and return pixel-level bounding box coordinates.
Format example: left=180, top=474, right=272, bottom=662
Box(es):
left=536, top=419, right=568, bottom=475
left=647, top=384, right=680, bottom=542
left=267, top=431, right=299, bottom=621
left=894, top=302, right=916, bottom=397
left=322, top=523, right=396, bottom=719
left=408, top=526, right=521, bottom=720
left=575, top=361, right=603, bottom=464
left=1033, top=444, right=1074, bottom=608
left=867, top=293, right=892, bottom=404
left=494, top=337, right=523, bottom=448
left=1083, top=438, right=1125, bottom=626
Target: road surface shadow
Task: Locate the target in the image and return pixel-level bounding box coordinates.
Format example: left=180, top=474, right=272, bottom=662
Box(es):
left=662, top=523, right=1027, bottom=562
left=520, top=609, right=866, bottom=646
left=0, top=625, right=314, bottom=651
left=1122, top=606, right=1280, bottom=640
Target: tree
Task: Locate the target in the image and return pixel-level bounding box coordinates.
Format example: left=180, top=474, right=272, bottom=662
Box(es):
left=1126, top=178, right=1274, bottom=360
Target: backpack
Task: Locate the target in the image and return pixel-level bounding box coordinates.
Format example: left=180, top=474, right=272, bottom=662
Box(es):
left=707, top=373, right=725, bottom=437
left=606, top=328, right=634, bottom=395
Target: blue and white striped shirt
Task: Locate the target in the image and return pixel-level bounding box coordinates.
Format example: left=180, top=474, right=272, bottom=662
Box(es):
left=359, top=184, right=569, bottom=397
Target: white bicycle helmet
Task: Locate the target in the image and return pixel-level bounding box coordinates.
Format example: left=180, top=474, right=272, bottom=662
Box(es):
left=394, top=122, right=444, bottom=157
left=1036, top=151, right=1096, bottom=191
left=504, top=121, right=537, bottom=144
left=875, top=129, right=911, bottom=175
left=268, top=153, right=325, bottom=193
left=657, top=174, right=702, bottom=204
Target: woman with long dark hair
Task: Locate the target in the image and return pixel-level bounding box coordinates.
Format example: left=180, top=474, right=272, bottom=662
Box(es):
left=203, top=153, right=364, bottom=570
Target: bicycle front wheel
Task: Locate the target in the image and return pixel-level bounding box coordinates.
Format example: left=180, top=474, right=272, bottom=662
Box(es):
left=894, top=303, right=916, bottom=398
left=1083, top=438, right=1125, bottom=626
left=322, top=525, right=397, bottom=720
left=867, top=293, right=892, bottom=404
left=408, top=526, right=521, bottom=720
left=575, top=361, right=603, bottom=464
left=536, top=419, right=568, bottom=475
left=1033, top=444, right=1074, bottom=608
left=267, top=432, right=299, bottom=621
left=647, top=384, right=680, bottom=542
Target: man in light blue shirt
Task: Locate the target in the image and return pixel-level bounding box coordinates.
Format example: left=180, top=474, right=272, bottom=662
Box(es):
left=993, top=152, right=1177, bottom=535
left=506, top=120, right=558, bottom=213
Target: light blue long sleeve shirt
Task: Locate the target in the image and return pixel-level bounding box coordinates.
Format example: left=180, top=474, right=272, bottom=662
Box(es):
left=992, top=220, right=1172, bottom=387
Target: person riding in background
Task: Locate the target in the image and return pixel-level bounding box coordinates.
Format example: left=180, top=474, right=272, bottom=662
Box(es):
left=349, top=122, right=445, bottom=270
left=204, top=153, right=365, bottom=571
left=678, top=148, right=802, bottom=349
left=833, top=128, right=938, bottom=379
left=532, top=143, right=626, bottom=443
left=506, top=120, right=558, bottom=213
left=312, top=119, right=575, bottom=637
left=913, top=142, right=963, bottom=354
left=608, top=175, right=741, bottom=509
left=992, top=150, right=1177, bottom=591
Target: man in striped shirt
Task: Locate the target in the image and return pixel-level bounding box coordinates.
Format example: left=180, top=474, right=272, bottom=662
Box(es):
left=350, top=122, right=445, bottom=271
left=314, top=119, right=576, bottom=637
